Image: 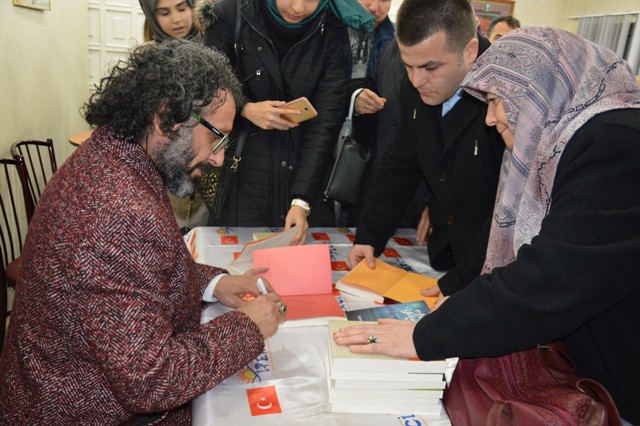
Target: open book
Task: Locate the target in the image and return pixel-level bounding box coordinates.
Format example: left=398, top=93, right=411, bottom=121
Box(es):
left=225, top=227, right=298, bottom=275
left=336, top=258, right=438, bottom=305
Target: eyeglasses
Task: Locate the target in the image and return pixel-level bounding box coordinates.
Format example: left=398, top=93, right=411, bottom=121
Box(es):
left=192, top=112, right=231, bottom=155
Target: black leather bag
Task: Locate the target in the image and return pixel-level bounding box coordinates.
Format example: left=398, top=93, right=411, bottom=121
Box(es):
left=324, top=88, right=372, bottom=206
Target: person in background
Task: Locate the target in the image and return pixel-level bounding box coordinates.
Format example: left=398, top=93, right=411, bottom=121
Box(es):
left=348, top=0, right=504, bottom=294
left=196, top=0, right=369, bottom=245
left=334, top=26, right=640, bottom=424
left=338, top=0, right=402, bottom=227
left=140, top=0, right=209, bottom=232
left=486, top=14, right=520, bottom=43
left=342, top=37, right=431, bottom=229
left=140, top=0, right=199, bottom=41
left=0, top=41, right=284, bottom=425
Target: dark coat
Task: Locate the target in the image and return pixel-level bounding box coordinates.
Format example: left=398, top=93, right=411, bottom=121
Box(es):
left=345, top=39, right=429, bottom=227
left=355, top=38, right=504, bottom=276
left=198, top=0, right=350, bottom=226
left=414, top=109, right=640, bottom=424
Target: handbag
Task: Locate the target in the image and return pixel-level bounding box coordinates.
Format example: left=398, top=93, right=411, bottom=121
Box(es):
left=323, top=88, right=372, bottom=206
left=443, top=343, right=623, bottom=426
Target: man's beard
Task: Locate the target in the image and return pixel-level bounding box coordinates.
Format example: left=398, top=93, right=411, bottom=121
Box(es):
left=155, top=126, right=209, bottom=198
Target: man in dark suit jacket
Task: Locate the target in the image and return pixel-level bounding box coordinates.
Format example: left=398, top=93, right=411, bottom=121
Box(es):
left=349, top=0, right=504, bottom=295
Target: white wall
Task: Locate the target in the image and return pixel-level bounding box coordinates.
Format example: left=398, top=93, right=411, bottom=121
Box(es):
left=0, top=2, right=89, bottom=162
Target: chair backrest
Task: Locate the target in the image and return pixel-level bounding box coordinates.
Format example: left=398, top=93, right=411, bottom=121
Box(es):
left=0, top=156, right=33, bottom=351
left=0, top=156, right=34, bottom=270
left=10, top=139, right=57, bottom=207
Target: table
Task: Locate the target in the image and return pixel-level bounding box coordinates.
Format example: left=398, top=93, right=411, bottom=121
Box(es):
left=188, top=227, right=452, bottom=426
left=68, top=130, right=93, bottom=146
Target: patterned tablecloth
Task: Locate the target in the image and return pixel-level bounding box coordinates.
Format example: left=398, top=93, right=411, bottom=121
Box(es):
left=189, top=227, right=452, bottom=426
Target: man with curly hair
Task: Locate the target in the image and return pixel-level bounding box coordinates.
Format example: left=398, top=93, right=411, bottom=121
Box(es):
left=0, top=40, right=284, bottom=425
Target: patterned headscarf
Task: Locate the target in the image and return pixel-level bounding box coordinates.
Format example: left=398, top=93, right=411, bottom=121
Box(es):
left=461, top=26, right=640, bottom=273
left=139, top=0, right=198, bottom=42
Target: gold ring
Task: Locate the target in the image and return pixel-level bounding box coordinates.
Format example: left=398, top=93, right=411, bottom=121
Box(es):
left=367, top=335, right=378, bottom=344
left=278, top=302, right=287, bottom=314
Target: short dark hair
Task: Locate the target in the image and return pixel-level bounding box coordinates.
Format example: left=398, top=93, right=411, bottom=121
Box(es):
left=83, top=40, right=242, bottom=143
left=396, top=0, right=476, bottom=53
left=487, top=15, right=521, bottom=36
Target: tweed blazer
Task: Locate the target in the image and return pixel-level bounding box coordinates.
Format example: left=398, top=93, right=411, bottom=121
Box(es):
left=0, top=127, right=264, bottom=425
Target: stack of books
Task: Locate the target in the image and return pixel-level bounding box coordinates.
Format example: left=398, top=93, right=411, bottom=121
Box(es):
left=326, top=319, right=447, bottom=415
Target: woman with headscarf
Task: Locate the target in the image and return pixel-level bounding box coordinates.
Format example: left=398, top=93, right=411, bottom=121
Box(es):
left=140, top=0, right=199, bottom=42
left=333, top=26, right=640, bottom=424
left=196, top=0, right=373, bottom=245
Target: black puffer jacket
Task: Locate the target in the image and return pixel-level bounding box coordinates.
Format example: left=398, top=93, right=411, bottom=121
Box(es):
left=197, top=0, right=350, bottom=226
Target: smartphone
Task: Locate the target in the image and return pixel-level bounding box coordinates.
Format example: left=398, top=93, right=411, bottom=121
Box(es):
left=279, top=97, right=318, bottom=123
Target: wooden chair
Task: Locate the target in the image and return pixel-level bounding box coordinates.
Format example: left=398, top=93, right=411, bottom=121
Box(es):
left=10, top=138, right=57, bottom=207
left=1, top=156, right=34, bottom=351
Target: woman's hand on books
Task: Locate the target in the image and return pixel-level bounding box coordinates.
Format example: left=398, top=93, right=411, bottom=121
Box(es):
left=332, top=318, right=419, bottom=359
left=348, top=244, right=376, bottom=269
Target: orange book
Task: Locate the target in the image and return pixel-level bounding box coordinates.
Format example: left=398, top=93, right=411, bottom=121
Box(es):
left=335, top=258, right=438, bottom=306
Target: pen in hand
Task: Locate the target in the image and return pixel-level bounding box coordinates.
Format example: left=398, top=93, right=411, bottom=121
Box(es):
left=256, top=278, right=287, bottom=314
left=257, top=278, right=268, bottom=295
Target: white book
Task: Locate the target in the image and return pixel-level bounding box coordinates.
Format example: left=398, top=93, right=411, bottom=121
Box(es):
left=329, top=387, right=443, bottom=404
left=330, top=369, right=444, bottom=383
left=335, top=280, right=384, bottom=303
left=332, top=378, right=447, bottom=390
left=328, top=320, right=447, bottom=374
left=330, top=400, right=444, bottom=415
left=323, top=358, right=444, bottom=415
left=329, top=393, right=442, bottom=406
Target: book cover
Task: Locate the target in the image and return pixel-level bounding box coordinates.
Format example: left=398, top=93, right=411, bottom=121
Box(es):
left=335, top=258, right=438, bottom=305
left=328, top=320, right=447, bottom=374
left=279, top=293, right=345, bottom=326
left=226, top=227, right=298, bottom=275
left=252, top=244, right=332, bottom=296
left=345, top=300, right=430, bottom=322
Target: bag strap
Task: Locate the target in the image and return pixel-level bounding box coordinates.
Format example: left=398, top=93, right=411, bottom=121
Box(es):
left=228, top=0, right=247, bottom=170
left=233, top=0, right=244, bottom=81
left=229, top=125, right=247, bottom=173
left=336, top=88, right=365, bottom=153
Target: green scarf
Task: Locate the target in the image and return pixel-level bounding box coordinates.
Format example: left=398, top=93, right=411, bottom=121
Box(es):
left=266, top=0, right=374, bottom=31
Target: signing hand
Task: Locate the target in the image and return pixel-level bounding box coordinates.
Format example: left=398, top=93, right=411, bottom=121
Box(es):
left=354, top=89, right=387, bottom=115
left=332, top=318, right=418, bottom=358
left=241, top=100, right=300, bottom=131
left=237, top=294, right=284, bottom=338
left=213, top=267, right=274, bottom=308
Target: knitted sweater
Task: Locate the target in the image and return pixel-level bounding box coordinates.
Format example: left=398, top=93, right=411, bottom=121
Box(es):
left=0, top=127, right=264, bottom=425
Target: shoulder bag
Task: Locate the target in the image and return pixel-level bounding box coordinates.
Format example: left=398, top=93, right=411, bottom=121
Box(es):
left=323, top=88, right=372, bottom=206
left=443, top=342, right=623, bottom=426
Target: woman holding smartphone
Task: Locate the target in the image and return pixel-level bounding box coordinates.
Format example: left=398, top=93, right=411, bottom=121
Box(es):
left=196, top=0, right=373, bottom=244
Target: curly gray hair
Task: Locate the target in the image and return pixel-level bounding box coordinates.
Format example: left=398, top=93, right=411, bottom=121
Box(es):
left=84, top=40, right=242, bottom=143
